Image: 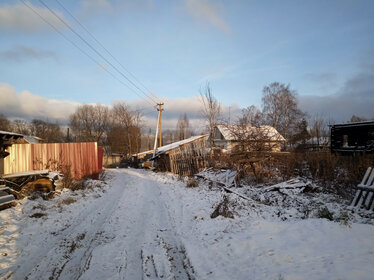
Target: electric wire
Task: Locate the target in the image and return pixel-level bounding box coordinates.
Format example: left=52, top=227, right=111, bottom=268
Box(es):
left=38, top=0, right=159, bottom=105
left=54, top=0, right=160, bottom=103
left=19, top=0, right=156, bottom=108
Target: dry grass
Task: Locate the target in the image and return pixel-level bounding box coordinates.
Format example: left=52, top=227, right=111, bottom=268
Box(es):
left=214, top=151, right=374, bottom=199
left=211, top=196, right=235, bottom=219
left=186, top=177, right=199, bottom=188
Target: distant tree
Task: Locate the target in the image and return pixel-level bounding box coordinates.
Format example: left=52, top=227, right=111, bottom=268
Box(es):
left=262, top=82, right=305, bottom=142
left=291, top=118, right=310, bottom=144
left=70, top=104, right=111, bottom=144
left=30, top=119, right=64, bottom=142
left=0, top=114, right=11, bottom=131
left=176, top=113, right=191, bottom=140
left=350, top=115, right=367, bottom=123
left=309, top=115, right=328, bottom=146
left=107, top=102, right=142, bottom=155
left=200, top=82, right=221, bottom=154
left=12, top=119, right=31, bottom=135
left=239, top=105, right=263, bottom=126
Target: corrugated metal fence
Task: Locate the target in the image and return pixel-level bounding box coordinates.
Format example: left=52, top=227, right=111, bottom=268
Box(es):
left=4, top=142, right=99, bottom=179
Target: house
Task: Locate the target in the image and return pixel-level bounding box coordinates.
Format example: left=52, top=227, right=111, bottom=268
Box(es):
left=330, top=121, right=374, bottom=153
left=211, top=124, right=286, bottom=153
left=21, top=135, right=44, bottom=144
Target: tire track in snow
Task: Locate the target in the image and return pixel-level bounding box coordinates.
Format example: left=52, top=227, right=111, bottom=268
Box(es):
left=13, top=169, right=195, bottom=280
left=19, top=171, right=130, bottom=280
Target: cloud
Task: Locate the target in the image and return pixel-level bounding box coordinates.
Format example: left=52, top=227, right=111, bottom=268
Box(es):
left=0, top=83, right=80, bottom=122
left=0, top=83, right=240, bottom=132
left=184, top=0, right=231, bottom=34
left=0, top=2, right=67, bottom=32
left=303, top=72, right=339, bottom=92
left=0, top=45, right=57, bottom=62
left=299, top=63, right=374, bottom=122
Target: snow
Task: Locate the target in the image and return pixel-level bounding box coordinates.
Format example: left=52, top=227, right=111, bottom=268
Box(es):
left=1, top=168, right=374, bottom=280
left=2, top=170, right=49, bottom=178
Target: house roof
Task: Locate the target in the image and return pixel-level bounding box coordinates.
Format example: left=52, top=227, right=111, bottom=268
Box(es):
left=330, top=121, right=374, bottom=129
left=216, top=124, right=285, bottom=142
left=134, top=134, right=209, bottom=159
left=23, top=135, right=43, bottom=144
left=0, top=130, right=24, bottom=138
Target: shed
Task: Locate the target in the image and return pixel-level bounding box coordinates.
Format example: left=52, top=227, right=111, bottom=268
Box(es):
left=330, top=121, right=374, bottom=153
left=152, top=135, right=209, bottom=176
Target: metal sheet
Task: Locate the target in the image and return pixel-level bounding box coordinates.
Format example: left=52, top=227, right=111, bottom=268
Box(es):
left=4, top=142, right=99, bottom=179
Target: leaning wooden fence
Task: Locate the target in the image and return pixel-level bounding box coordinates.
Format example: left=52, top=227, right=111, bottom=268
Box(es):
left=4, top=142, right=99, bottom=179
left=168, top=139, right=208, bottom=177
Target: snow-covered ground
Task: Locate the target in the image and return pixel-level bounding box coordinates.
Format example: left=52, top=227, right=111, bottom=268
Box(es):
left=1, top=168, right=374, bottom=280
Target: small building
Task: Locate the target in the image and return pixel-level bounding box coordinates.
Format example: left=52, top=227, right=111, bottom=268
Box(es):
left=211, top=124, right=286, bottom=153
left=330, top=121, right=374, bottom=153
left=21, top=135, right=44, bottom=144
left=134, top=135, right=209, bottom=176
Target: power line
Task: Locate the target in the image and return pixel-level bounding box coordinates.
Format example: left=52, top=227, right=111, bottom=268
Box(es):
left=54, top=0, right=160, bottom=103
left=38, top=0, right=158, bottom=105
left=19, top=0, right=156, bottom=108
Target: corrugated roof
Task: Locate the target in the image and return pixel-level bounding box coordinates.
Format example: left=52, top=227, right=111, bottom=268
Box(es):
left=157, top=134, right=208, bottom=153
left=134, top=135, right=209, bottom=159
left=216, top=124, right=285, bottom=142
left=0, top=130, right=24, bottom=137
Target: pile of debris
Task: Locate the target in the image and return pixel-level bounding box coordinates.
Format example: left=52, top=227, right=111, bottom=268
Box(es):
left=0, top=170, right=63, bottom=210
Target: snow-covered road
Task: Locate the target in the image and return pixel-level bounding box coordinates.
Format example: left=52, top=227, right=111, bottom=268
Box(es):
left=2, top=168, right=374, bottom=280
left=3, top=169, right=194, bottom=280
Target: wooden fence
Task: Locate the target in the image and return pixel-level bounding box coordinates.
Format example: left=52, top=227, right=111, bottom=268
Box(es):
left=3, top=142, right=99, bottom=179
left=168, top=138, right=208, bottom=176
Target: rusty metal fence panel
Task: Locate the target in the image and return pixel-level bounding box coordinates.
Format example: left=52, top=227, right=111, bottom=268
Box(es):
left=4, top=142, right=98, bottom=179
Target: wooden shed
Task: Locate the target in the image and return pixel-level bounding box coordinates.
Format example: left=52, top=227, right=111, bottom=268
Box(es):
left=152, top=135, right=209, bottom=176
left=330, top=121, right=374, bottom=153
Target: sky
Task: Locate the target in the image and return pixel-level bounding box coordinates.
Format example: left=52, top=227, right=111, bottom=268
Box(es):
left=0, top=0, right=374, bottom=131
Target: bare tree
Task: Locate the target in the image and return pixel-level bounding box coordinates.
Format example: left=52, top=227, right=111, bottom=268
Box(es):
left=70, top=104, right=111, bottom=144
left=0, top=114, right=11, bottom=131
left=239, top=105, right=263, bottom=126
left=107, top=102, right=142, bottom=156
left=12, top=119, right=31, bottom=135
left=309, top=114, right=328, bottom=146
left=200, top=82, right=221, bottom=153
left=176, top=113, right=191, bottom=140
left=262, top=82, right=305, bottom=143
left=350, top=115, right=367, bottom=123
left=30, top=119, right=64, bottom=142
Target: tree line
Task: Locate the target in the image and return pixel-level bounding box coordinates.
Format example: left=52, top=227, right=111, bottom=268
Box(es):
left=1, top=81, right=371, bottom=156
left=0, top=102, right=143, bottom=156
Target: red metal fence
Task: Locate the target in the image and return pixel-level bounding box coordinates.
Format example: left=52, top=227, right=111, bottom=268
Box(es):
left=4, top=142, right=100, bottom=179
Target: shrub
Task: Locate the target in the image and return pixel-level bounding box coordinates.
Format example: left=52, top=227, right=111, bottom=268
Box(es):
left=186, top=177, right=198, bottom=188
left=317, top=207, right=333, bottom=220
left=211, top=195, right=234, bottom=219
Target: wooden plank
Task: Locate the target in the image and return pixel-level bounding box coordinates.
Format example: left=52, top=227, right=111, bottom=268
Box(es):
left=350, top=189, right=362, bottom=207
left=364, top=192, right=374, bottom=210
left=360, top=167, right=372, bottom=185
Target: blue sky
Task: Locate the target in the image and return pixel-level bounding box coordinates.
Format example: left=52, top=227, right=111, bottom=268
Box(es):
left=0, top=0, right=373, bottom=129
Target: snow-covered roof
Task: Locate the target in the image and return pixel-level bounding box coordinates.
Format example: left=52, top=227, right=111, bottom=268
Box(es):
left=0, top=130, right=23, bottom=137
left=216, top=124, right=285, bottom=142
left=157, top=134, right=208, bottom=153
left=133, top=135, right=209, bottom=158
left=23, top=135, right=43, bottom=144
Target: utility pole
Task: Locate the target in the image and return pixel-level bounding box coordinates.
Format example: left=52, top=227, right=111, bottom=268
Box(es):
left=158, top=103, right=163, bottom=147
left=152, top=103, right=164, bottom=159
